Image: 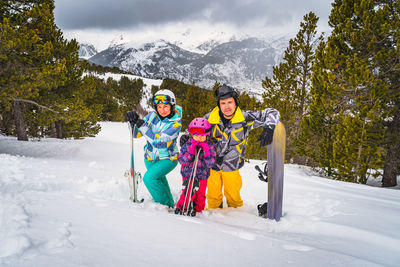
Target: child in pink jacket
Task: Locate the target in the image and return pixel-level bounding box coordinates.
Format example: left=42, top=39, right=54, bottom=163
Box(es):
left=175, top=118, right=216, bottom=216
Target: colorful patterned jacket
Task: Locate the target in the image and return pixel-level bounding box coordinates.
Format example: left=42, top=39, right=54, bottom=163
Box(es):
left=178, top=139, right=216, bottom=180
left=133, top=105, right=182, bottom=162
left=205, top=106, right=280, bottom=172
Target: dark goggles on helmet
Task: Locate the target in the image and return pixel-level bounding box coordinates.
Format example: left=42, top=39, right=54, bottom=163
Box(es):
left=153, top=94, right=172, bottom=105
left=188, top=127, right=211, bottom=135
left=214, top=84, right=237, bottom=100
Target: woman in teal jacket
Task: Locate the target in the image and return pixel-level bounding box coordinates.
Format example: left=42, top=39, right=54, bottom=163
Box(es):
left=125, top=89, right=182, bottom=208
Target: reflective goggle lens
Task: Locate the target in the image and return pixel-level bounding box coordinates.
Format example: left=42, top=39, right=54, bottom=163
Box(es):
left=188, top=127, right=211, bottom=135
left=189, top=127, right=205, bottom=135
left=153, top=95, right=171, bottom=105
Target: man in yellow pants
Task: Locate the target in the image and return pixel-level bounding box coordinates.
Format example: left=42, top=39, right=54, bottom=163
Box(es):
left=204, top=84, right=280, bottom=208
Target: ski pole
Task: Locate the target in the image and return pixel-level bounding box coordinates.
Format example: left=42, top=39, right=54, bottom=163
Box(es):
left=184, top=148, right=201, bottom=216
left=182, top=147, right=201, bottom=215
left=181, top=150, right=196, bottom=214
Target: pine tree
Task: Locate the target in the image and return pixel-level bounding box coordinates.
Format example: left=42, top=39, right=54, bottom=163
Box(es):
left=0, top=0, right=66, bottom=140
left=296, top=40, right=341, bottom=176
left=300, top=0, right=399, bottom=184
left=1, top=1, right=124, bottom=139
left=237, top=92, right=267, bottom=160
left=181, top=85, right=204, bottom=128
left=262, top=12, right=323, bottom=163
left=23, top=0, right=102, bottom=139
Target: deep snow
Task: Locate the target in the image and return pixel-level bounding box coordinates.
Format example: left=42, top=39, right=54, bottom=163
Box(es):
left=1, top=122, right=399, bottom=267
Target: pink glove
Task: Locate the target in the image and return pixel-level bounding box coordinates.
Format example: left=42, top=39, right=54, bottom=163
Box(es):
left=187, top=140, right=200, bottom=155
left=198, top=142, right=211, bottom=157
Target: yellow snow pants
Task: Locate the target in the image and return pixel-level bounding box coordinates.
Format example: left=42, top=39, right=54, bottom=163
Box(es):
left=206, top=169, right=243, bottom=208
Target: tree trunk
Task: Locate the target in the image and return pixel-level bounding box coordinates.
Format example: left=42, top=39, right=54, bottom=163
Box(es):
left=50, top=122, right=57, bottom=138
left=382, top=143, right=399, bottom=187
left=12, top=101, right=28, bottom=141
left=55, top=120, right=63, bottom=139
left=382, top=104, right=400, bottom=187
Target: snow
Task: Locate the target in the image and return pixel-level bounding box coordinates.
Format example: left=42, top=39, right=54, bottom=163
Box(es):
left=1, top=122, right=400, bottom=267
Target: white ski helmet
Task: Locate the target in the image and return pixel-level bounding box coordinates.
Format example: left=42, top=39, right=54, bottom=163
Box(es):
left=153, top=89, right=176, bottom=108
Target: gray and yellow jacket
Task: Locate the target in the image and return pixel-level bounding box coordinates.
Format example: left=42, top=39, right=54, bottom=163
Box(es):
left=205, top=106, right=280, bottom=172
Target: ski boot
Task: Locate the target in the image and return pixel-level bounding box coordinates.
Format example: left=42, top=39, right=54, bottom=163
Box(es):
left=189, top=202, right=197, bottom=217
left=174, top=207, right=182, bottom=215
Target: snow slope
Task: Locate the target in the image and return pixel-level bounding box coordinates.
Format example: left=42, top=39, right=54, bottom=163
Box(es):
left=1, top=122, right=399, bottom=267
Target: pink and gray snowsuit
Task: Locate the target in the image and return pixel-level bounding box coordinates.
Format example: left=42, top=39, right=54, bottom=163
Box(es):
left=177, top=138, right=216, bottom=212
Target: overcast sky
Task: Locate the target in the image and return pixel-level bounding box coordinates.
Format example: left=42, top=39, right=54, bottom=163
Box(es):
left=54, top=0, right=333, bottom=51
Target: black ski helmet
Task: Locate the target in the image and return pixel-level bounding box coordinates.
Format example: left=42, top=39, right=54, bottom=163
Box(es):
left=214, top=84, right=238, bottom=107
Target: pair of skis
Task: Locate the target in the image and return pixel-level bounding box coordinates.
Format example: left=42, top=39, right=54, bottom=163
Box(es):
left=125, top=122, right=144, bottom=203
left=255, top=121, right=286, bottom=221
left=175, top=147, right=202, bottom=216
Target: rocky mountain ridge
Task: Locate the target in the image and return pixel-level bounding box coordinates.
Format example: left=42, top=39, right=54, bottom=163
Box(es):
left=85, top=37, right=288, bottom=94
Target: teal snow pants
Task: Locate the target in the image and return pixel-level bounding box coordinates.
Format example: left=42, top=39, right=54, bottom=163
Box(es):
left=143, top=159, right=177, bottom=208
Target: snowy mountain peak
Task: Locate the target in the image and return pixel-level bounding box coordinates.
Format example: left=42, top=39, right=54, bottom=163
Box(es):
left=195, top=39, right=222, bottom=53
left=108, top=34, right=127, bottom=48
left=78, top=43, right=98, bottom=60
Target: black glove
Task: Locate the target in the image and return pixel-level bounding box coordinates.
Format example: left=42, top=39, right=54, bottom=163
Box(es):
left=257, top=125, right=274, bottom=147
left=179, top=133, right=190, bottom=147
left=125, top=110, right=139, bottom=123
left=125, top=111, right=144, bottom=127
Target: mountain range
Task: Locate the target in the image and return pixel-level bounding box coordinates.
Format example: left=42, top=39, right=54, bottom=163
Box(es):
left=81, top=37, right=288, bottom=94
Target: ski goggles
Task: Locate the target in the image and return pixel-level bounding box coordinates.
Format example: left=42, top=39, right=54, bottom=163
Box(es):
left=153, top=94, right=172, bottom=105
left=188, top=127, right=211, bottom=136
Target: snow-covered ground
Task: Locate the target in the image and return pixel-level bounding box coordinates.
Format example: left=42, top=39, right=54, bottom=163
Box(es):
left=1, top=122, right=399, bottom=267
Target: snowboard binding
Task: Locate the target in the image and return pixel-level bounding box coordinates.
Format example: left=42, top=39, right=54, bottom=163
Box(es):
left=255, top=162, right=268, bottom=182
left=257, top=202, right=268, bottom=217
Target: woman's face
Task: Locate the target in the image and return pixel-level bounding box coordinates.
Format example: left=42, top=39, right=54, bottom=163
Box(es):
left=157, top=103, right=171, bottom=117
left=192, top=134, right=207, bottom=142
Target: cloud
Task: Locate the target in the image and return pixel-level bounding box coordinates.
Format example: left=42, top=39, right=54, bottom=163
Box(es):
left=55, top=0, right=332, bottom=51
left=55, top=0, right=332, bottom=31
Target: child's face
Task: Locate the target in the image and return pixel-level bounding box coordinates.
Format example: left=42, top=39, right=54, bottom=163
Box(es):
left=192, top=134, right=206, bottom=142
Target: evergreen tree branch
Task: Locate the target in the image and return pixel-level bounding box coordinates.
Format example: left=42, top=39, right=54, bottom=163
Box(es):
left=13, top=98, right=60, bottom=114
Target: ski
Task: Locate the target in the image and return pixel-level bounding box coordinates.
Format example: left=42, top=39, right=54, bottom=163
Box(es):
left=175, top=147, right=202, bottom=216
left=126, top=122, right=144, bottom=203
